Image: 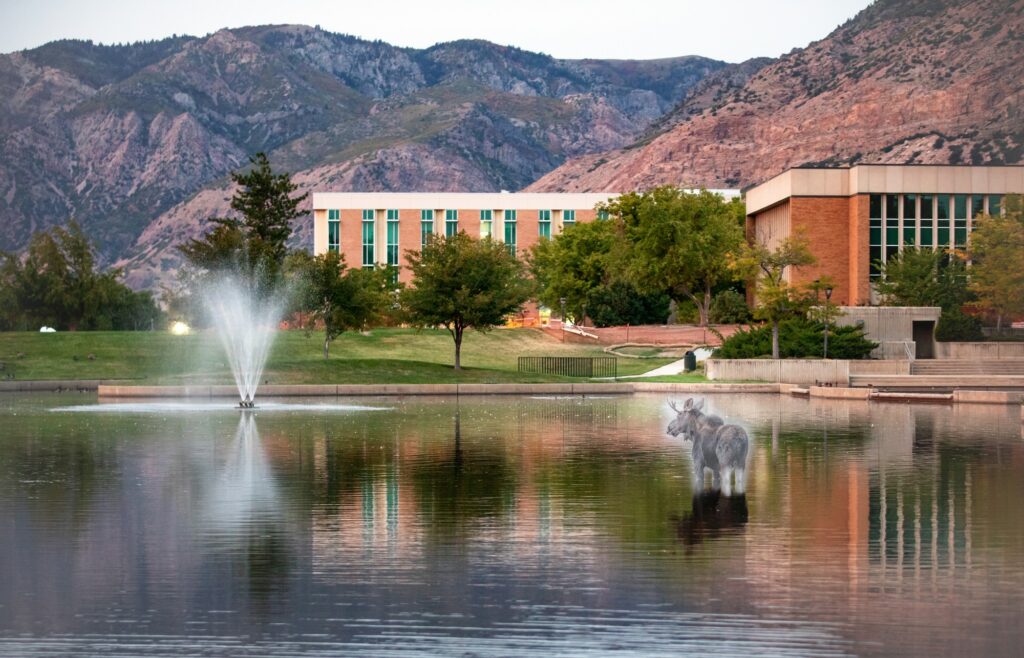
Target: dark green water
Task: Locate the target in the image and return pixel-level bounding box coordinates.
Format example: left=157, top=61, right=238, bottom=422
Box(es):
left=0, top=393, right=1022, bottom=656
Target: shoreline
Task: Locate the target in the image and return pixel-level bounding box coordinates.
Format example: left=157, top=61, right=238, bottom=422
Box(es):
left=2, top=380, right=1022, bottom=407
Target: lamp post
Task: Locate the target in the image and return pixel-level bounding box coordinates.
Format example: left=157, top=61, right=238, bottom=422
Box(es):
left=824, top=285, right=834, bottom=359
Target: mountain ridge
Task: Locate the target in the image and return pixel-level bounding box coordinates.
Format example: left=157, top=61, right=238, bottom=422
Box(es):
left=527, top=0, right=1023, bottom=192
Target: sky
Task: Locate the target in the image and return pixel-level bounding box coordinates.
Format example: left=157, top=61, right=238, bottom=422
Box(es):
left=0, top=0, right=873, bottom=62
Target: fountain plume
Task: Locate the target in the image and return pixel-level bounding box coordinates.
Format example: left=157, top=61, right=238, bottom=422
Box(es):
left=203, top=275, right=287, bottom=406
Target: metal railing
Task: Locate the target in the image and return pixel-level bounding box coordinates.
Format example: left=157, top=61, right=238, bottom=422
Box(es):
left=518, top=356, right=617, bottom=378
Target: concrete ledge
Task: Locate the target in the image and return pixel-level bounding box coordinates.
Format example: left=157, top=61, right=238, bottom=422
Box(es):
left=952, top=389, right=1024, bottom=405
left=872, top=391, right=953, bottom=403
left=633, top=382, right=784, bottom=393
left=0, top=379, right=127, bottom=392
left=810, top=386, right=872, bottom=400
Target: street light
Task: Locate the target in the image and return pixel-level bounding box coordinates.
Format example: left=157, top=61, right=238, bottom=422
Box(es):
left=559, top=297, right=567, bottom=343
left=823, top=285, right=834, bottom=359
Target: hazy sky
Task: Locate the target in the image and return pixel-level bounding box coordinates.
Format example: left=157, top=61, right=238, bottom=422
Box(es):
left=0, top=0, right=872, bottom=62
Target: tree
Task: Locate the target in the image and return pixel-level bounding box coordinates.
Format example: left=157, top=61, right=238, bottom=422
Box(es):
left=600, top=187, right=745, bottom=326
left=730, top=235, right=816, bottom=359
left=874, top=248, right=972, bottom=310
left=291, top=251, right=394, bottom=358
left=0, top=221, right=163, bottom=331
left=179, top=152, right=307, bottom=294
left=529, top=219, right=613, bottom=323
left=402, top=232, right=532, bottom=370
left=968, top=195, right=1024, bottom=330
left=874, top=247, right=982, bottom=340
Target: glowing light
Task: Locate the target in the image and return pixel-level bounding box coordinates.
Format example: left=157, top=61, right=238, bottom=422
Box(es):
left=170, top=321, right=191, bottom=336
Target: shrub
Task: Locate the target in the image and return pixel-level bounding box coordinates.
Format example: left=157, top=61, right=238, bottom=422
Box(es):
left=716, top=318, right=876, bottom=359
left=709, top=290, right=750, bottom=323
left=935, top=309, right=984, bottom=341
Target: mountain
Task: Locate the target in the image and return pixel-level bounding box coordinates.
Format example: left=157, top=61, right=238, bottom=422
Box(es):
left=528, top=0, right=1024, bottom=192
left=0, top=26, right=726, bottom=287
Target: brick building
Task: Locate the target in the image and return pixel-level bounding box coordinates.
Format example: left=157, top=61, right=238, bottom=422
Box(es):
left=744, top=164, right=1024, bottom=306
left=312, top=192, right=619, bottom=284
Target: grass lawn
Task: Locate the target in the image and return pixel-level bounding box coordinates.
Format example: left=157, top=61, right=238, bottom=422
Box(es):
left=0, top=327, right=685, bottom=385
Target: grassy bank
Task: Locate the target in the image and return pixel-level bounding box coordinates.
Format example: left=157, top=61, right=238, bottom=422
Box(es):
left=0, top=328, right=684, bottom=385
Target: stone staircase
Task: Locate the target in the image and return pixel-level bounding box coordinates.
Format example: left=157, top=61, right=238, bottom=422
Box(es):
left=850, top=359, right=1024, bottom=391
left=910, top=359, right=1024, bottom=376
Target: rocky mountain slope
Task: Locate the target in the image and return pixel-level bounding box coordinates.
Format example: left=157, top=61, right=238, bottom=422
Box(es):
left=0, top=26, right=726, bottom=287
left=528, top=0, right=1024, bottom=192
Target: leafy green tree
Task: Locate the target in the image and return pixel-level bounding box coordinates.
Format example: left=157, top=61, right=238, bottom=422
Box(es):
left=0, top=221, right=162, bottom=331
left=874, top=248, right=972, bottom=310
left=179, top=152, right=307, bottom=294
left=586, top=281, right=670, bottom=327
left=291, top=251, right=394, bottom=358
left=600, top=187, right=745, bottom=326
left=529, top=220, right=614, bottom=322
left=730, top=235, right=816, bottom=359
left=875, top=247, right=982, bottom=340
left=708, top=289, right=750, bottom=324
left=968, top=195, right=1024, bottom=330
left=402, top=232, right=531, bottom=370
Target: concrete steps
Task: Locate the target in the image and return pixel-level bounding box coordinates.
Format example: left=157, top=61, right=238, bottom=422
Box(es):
left=911, top=359, right=1024, bottom=375
left=850, top=374, right=1024, bottom=391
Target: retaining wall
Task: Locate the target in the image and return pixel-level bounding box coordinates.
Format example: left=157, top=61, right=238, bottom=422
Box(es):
left=706, top=359, right=850, bottom=386
left=936, top=342, right=1024, bottom=359
left=848, top=360, right=911, bottom=375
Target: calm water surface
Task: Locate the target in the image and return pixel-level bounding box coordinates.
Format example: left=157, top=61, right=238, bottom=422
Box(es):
left=1, top=392, right=1022, bottom=656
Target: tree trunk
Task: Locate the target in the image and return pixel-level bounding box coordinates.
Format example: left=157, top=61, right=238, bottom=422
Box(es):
left=772, top=320, right=780, bottom=359
left=699, top=284, right=712, bottom=327
left=323, top=335, right=330, bottom=359
left=453, top=326, right=463, bottom=370
left=996, top=314, right=1003, bottom=332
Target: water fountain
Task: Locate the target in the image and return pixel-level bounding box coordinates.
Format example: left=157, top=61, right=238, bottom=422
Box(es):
left=202, top=275, right=287, bottom=409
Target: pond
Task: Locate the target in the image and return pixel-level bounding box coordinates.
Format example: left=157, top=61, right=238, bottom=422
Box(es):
left=0, top=393, right=1022, bottom=656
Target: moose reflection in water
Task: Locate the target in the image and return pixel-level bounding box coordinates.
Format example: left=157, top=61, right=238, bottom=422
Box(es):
left=674, top=490, right=749, bottom=548
left=667, top=398, right=750, bottom=496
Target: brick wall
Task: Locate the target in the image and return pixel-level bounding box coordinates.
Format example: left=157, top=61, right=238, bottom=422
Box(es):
left=790, top=196, right=853, bottom=305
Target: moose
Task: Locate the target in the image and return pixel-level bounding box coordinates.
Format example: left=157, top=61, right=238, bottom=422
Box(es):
left=667, top=398, right=749, bottom=496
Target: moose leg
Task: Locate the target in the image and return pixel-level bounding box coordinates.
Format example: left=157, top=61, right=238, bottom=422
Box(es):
left=692, top=457, right=706, bottom=492
left=735, top=468, right=746, bottom=495
left=721, top=467, right=733, bottom=497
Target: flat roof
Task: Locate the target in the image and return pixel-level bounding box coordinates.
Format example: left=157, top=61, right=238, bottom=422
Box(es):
left=745, top=164, right=1024, bottom=215
left=312, top=190, right=740, bottom=209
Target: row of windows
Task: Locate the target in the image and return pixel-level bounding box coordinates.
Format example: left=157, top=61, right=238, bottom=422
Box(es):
left=328, top=207, right=598, bottom=261
left=868, top=193, right=1003, bottom=278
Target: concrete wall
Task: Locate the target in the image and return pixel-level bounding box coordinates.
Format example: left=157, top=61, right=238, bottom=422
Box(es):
left=936, top=342, right=1024, bottom=358
left=849, top=360, right=911, bottom=375
left=706, top=359, right=850, bottom=385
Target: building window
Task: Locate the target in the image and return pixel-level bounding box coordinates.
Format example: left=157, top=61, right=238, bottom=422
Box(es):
left=480, top=209, right=493, bottom=239
left=920, top=194, right=934, bottom=248
left=504, top=209, right=517, bottom=256
left=885, top=194, right=898, bottom=249
left=421, top=209, right=434, bottom=249
left=971, top=195, right=985, bottom=219
left=361, top=209, right=375, bottom=268
left=327, top=209, right=340, bottom=253
left=386, top=210, right=399, bottom=273
left=869, top=194, right=882, bottom=219
left=937, top=195, right=951, bottom=247
left=445, top=209, right=458, bottom=237
left=539, top=209, right=552, bottom=239
left=954, top=194, right=968, bottom=219
left=597, top=209, right=610, bottom=221
left=902, top=194, right=916, bottom=246
left=988, top=195, right=1002, bottom=217
left=563, top=209, right=576, bottom=226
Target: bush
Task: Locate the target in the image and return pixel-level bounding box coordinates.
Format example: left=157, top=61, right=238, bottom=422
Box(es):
left=709, top=290, right=750, bottom=323
left=716, top=318, right=877, bottom=359
left=936, top=309, right=984, bottom=341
